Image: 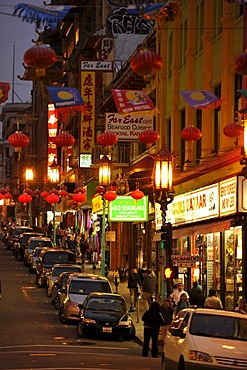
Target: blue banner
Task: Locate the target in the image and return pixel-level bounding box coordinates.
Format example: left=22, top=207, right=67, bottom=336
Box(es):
left=47, top=87, right=84, bottom=109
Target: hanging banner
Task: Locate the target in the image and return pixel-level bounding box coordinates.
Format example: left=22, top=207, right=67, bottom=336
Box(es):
left=111, top=89, right=154, bottom=114
left=80, top=71, right=95, bottom=154
left=47, top=103, right=58, bottom=178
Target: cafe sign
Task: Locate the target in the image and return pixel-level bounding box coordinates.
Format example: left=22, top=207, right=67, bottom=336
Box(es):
left=108, top=196, right=149, bottom=222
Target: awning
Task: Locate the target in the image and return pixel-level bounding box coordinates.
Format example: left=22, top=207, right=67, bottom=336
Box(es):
left=172, top=218, right=233, bottom=239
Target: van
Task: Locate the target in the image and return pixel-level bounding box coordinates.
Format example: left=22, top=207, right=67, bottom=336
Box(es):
left=36, top=248, right=76, bottom=288
left=59, top=273, right=113, bottom=324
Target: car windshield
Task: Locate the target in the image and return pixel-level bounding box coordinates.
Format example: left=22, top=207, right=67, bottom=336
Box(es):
left=69, top=281, right=112, bottom=295
left=14, top=228, right=33, bottom=237
left=86, top=298, right=126, bottom=312
left=43, top=252, right=75, bottom=264
left=29, top=240, right=53, bottom=249
left=190, top=313, right=247, bottom=341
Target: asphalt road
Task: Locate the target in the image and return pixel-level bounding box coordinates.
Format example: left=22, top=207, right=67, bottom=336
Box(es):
left=0, top=242, right=161, bottom=370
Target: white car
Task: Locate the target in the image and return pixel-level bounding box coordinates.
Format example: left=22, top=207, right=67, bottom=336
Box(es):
left=163, top=307, right=247, bottom=370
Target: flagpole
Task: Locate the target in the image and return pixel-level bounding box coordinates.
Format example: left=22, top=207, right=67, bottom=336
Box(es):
left=12, top=42, right=15, bottom=103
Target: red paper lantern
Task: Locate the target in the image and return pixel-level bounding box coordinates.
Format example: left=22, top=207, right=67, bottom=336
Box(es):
left=59, top=189, right=68, bottom=197
left=34, top=188, right=41, bottom=195
left=0, top=193, right=3, bottom=201
left=24, top=43, right=57, bottom=75
left=46, top=193, right=60, bottom=204
left=104, top=191, right=117, bottom=201
left=4, top=192, right=12, bottom=200
left=18, top=193, right=32, bottom=203
left=73, top=193, right=86, bottom=203
left=49, top=188, right=60, bottom=196
left=130, top=48, right=163, bottom=80
left=40, top=191, right=49, bottom=198
left=181, top=126, right=202, bottom=141
left=74, top=187, right=86, bottom=194
left=223, top=122, right=244, bottom=138
left=53, top=132, right=75, bottom=148
left=97, top=131, right=118, bottom=147
left=8, top=131, right=30, bottom=148
left=0, top=188, right=7, bottom=195
left=139, top=129, right=160, bottom=144
left=24, top=187, right=33, bottom=195
left=233, top=52, right=247, bottom=75
left=131, top=189, right=144, bottom=200
left=95, top=186, right=105, bottom=194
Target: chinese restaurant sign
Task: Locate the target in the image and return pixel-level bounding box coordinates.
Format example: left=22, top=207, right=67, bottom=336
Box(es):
left=105, top=112, right=153, bottom=141
left=108, top=196, right=149, bottom=222
left=47, top=103, right=58, bottom=178
left=81, top=60, right=113, bottom=71
left=219, top=177, right=237, bottom=216
left=80, top=71, right=95, bottom=154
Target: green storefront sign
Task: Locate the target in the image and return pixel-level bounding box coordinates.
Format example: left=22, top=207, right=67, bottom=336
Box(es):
left=108, top=195, right=148, bottom=222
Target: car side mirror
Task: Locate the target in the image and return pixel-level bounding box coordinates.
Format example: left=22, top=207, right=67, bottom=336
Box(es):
left=169, top=327, right=186, bottom=338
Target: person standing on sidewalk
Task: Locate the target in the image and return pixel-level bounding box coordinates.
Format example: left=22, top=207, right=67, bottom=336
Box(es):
left=142, top=269, right=158, bottom=311
left=142, top=301, right=164, bottom=358
left=160, top=299, right=174, bottom=344
left=127, top=268, right=141, bottom=311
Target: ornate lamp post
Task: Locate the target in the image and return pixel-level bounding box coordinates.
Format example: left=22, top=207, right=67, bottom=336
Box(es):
left=49, top=158, right=60, bottom=184
left=98, top=155, right=112, bottom=277
left=153, top=142, right=174, bottom=300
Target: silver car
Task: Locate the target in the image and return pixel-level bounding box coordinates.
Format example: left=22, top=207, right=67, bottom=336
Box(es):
left=28, top=246, right=46, bottom=273
left=24, top=236, right=54, bottom=267
left=46, top=264, right=82, bottom=298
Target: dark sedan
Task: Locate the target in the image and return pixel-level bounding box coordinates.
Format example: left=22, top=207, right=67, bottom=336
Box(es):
left=76, top=292, right=136, bottom=341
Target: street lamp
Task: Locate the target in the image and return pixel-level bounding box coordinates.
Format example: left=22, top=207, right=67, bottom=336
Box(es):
left=98, top=155, right=112, bottom=277
left=49, top=158, right=60, bottom=183
left=153, top=142, right=174, bottom=300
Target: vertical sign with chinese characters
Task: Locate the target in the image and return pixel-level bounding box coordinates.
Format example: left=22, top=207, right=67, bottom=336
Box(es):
left=47, top=103, right=58, bottom=179
left=80, top=71, right=95, bottom=156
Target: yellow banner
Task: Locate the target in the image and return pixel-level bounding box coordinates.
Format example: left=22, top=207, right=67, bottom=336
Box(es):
left=80, top=71, right=95, bottom=154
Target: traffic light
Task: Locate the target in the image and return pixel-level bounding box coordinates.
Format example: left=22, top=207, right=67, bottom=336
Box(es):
left=161, top=222, right=172, bottom=248
left=164, top=266, right=178, bottom=279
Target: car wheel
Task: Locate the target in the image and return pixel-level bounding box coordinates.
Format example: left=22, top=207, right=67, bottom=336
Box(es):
left=46, top=285, right=52, bottom=298
left=54, top=295, right=60, bottom=310
left=59, top=306, right=68, bottom=324
left=76, top=322, right=85, bottom=337
left=178, top=358, right=185, bottom=370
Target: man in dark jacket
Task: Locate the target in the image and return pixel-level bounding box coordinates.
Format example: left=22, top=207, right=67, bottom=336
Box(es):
left=127, top=268, right=141, bottom=310
left=142, top=301, right=164, bottom=358
left=190, top=285, right=206, bottom=307
left=142, top=269, right=158, bottom=310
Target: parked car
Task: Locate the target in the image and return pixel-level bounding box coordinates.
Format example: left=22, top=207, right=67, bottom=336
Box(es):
left=36, top=248, right=76, bottom=288
left=28, top=246, right=46, bottom=273
left=46, top=264, right=82, bottom=297
left=23, top=236, right=54, bottom=267
left=59, top=273, right=113, bottom=324
left=76, top=292, right=136, bottom=340
left=163, top=307, right=247, bottom=370
left=13, top=232, right=44, bottom=261
left=51, top=271, right=77, bottom=310
left=6, top=226, right=34, bottom=250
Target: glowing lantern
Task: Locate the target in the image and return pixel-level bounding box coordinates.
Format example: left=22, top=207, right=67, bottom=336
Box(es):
left=139, top=129, right=160, bottom=144
left=181, top=126, right=202, bottom=141
left=49, top=188, right=60, bottom=196
left=18, top=193, right=32, bottom=203
left=4, top=192, right=12, bottom=200
left=53, top=132, right=75, bottom=147
left=130, top=48, right=162, bottom=80
left=97, top=131, right=118, bottom=147
left=74, top=187, right=86, bottom=194
left=104, top=191, right=117, bottom=201
left=73, top=192, right=86, bottom=203
left=223, top=122, right=244, bottom=138
left=23, top=43, right=57, bottom=77
left=34, top=188, right=41, bottom=196
left=59, top=189, right=68, bottom=197
left=131, top=189, right=144, bottom=200
left=24, top=188, right=33, bottom=195
left=8, top=131, right=30, bottom=160
left=46, top=193, right=59, bottom=204
left=0, top=193, right=3, bottom=201
left=40, top=191, right=49, bottom=198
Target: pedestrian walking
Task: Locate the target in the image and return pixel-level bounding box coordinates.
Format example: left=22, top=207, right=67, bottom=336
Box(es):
left=142, top=269, right=158, bottom=311
left=138, top=262, right=148, bottom=285
left=169, top=282, right=189, bottom=308
left=188, top=281, right=198, bottom=303
left=175, top=293, right=189, bottom=314
left=127, top=268, right=141, bottom=311
left=142, top=301, right=164, bottom=358
left=235, top=298, right=247, bottom=314
left=160, top=299, right=174, bottom=345
left=204, top=288, right=223, bottom=309
left=189, top=284, right=206, bottom=307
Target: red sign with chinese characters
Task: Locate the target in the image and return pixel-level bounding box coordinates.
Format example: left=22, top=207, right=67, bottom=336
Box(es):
left=47, top=103, right=58, bottom=178
left=111, top=89, right=154, bottom=114
left=80, top=71, right=95, bottom=154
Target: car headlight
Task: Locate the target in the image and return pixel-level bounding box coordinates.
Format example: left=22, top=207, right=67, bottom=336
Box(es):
left=82, top=317, right=96, bottom=324
left=189, top=350, right=212, bottom=363
left=118, top=316, right=132, bottom=327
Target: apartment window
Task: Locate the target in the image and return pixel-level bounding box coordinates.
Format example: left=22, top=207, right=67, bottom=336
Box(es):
left=213, top=0, right=223, bottom=39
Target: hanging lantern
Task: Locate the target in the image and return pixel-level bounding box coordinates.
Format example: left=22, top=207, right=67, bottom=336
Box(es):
left=73, top=192, right=86, bottom=203
left=139, top=129, right=160, bottom=145
left=181, top=126, right=202, bottom=141
left=233, top=51, right=247, bottom=75
left=97, top=131, right=118, bottom=147
left=59, top=189, right=68, bottom=197
left=99, top=155, right=112, bottom=187
left=18, top=193, right=32, bottom=203
left=49, top=188, right=60, bottom=196
left=34, top=188, right=41, bottom=196
left=74, top=187, right=86, bottom=194
left=4, top=192, right=12, bottom=200
left=53, top=132, right=75, bottom=148
left=40, top=191, right=49, bottom=198
left=0, top=188, right=7, bottom=195
left=104, top=191, right=117, bottom=201
left=223, top=122, right=244, bottom=138
left=8, top=131, right=30, bottom=158
left=23, top=43, right=57, bottom=77
left=0, top=193, right=3, bottom=201
left=95, top=185, right=105, bottom=194
left=131, top=189, right=144, bottom=200
left=154, top=143, right=173, bottom=191
left=24, top=187, right=33, bottom=195
left=46, top=193, right=59, bottom=204
left=130, top=48, right=163, bottom=80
